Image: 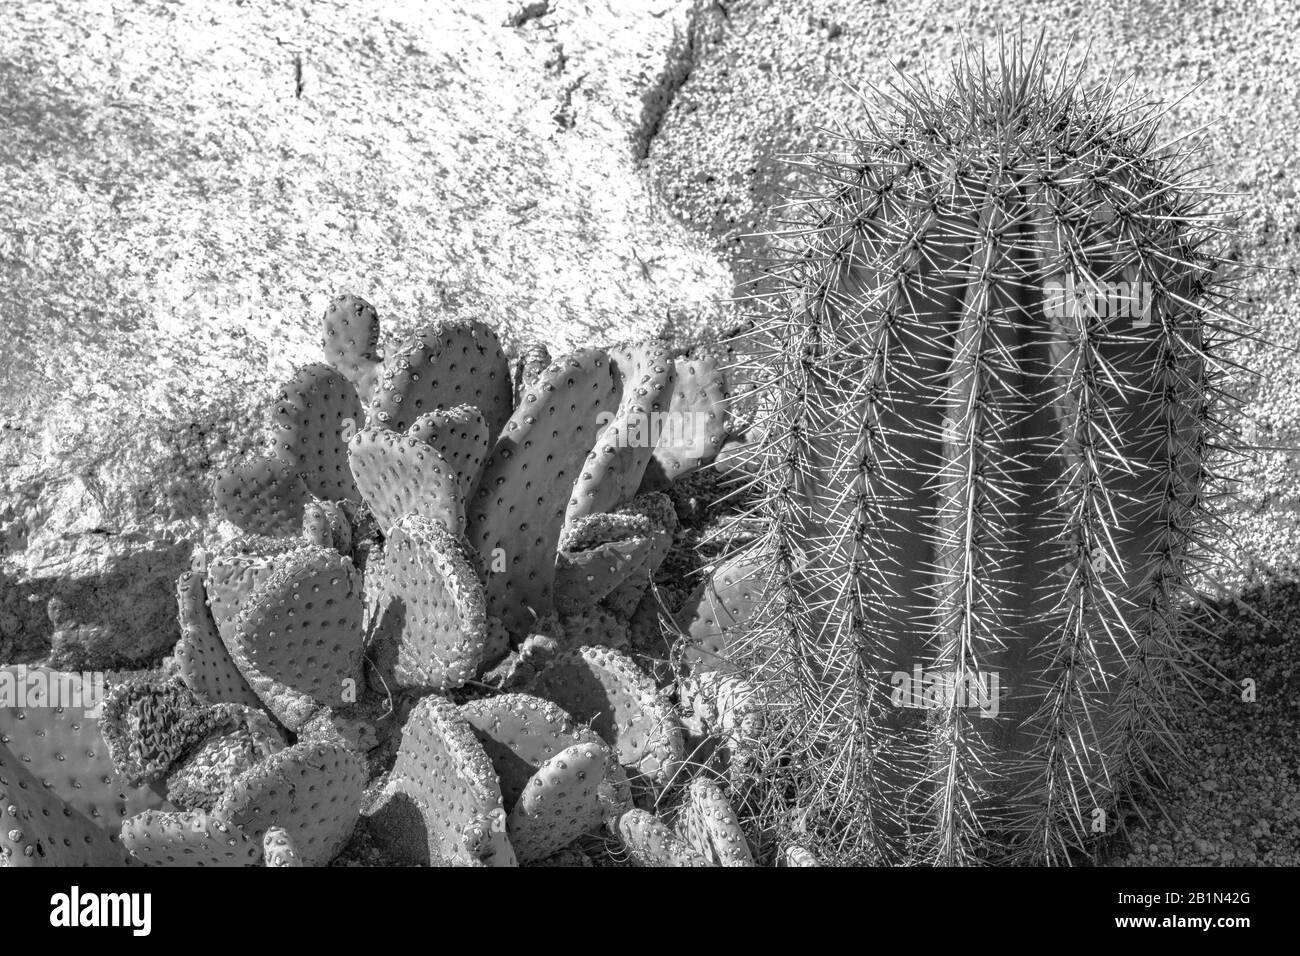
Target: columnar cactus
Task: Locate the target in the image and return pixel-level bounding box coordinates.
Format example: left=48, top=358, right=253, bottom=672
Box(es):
left=723, top=39, right=1249, bottom=864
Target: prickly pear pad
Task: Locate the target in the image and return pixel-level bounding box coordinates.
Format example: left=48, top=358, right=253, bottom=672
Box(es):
left=528, top=645, right=685, bottom=791
left=458, top=693, right=595, bottom=807
left=506, top=740, right=610, bottom=864
left=406, top=405, right=489, bottom=501
left=602, top=492, right=677, bottom=617
left=0, top=667, right=168, bottom=842
left=682, top=672, right=767, bottom=790
left=370, top=317, right=513, bottom=438
left=174, top=571, right=263, bottom=708
left=261, top=826, right=303, bottom=867
left=367, top=515, right=488, bottom=690
left=554, top=534, right=656, bottom=614
left=322, top=293, right=383, bottom=406
left=165, top=706, right=286, bottom=812
left=217, top=738, right=366, bottom=867
left=616, top=808, right=711, bottom=867
left=675, top=777, right=753, bottom=867
left=1, top=738, right=131, bottom=866
left=467, top=348, right=619, bottom=636
left=227, top=546, right=365, bottom=730
left=675, top=550, right=766, bottom=671
left=558, top=511, right=654, bottom=552
left=203, top=535, right=300, bottom=643
left=348, top=425, right=466, bottom=535
left=99, top=677, right=228, bottom=787
left=270, top=362, right=362, bottom=501
left=367, top=695, right=515, bottom=867
left=640, top=348, right=730, bottom=489
left=212, top=453, right=308, bottom=535
left=302, top=497, right=353, bottom=555
left=120, top=809, right=261, bottom=867
left=563, top=341, right=676, bottom=526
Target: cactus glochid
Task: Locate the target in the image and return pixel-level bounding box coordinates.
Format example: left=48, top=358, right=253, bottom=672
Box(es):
left=727, top=38, right=1251, bottom=864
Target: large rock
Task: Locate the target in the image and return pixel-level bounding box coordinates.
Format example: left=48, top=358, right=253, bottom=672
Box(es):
left=0, top=0, right=731, bottom=667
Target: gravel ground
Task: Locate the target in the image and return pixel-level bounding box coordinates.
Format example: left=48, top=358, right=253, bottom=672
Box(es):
left=1107, top=584, right=1300, bottom=866
left=649, top=0, right=1300, bottom=866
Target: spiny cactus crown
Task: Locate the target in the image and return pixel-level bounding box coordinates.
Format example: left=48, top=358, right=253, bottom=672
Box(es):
left=722, top=36, right=1252, bottom=865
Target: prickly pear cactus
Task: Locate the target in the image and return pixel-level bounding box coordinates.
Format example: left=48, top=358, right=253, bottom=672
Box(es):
left=369, top=317, right=513, bottom=438
left=0, top=288, right=771, bottom=868
left=730, top=40, right=1249, bottom=864
left=217, top=738, right=367, bottom=866
left=348, top=426, right=468, bottom=535
left=366, top=514, right=489, bottom=691
left=616, top=809, right=711, bottom=867
left=322, top=293, right=383, bottom=405
left=458, top=693, right=598, bottom=806
left=638, top=346, right=730, bottom=490
left=676, top=549, right=765, bottom=671
left=119, top=737, right=365, bottom=868
left=98, top=677, right=230, bottom=787
left=406, top=405, right=489, bottom=502
left=0, top=744, right=131, bottom=866
left=212, top=454, right=307, bottom=536
left=506, top=740, right=611, bottom=864
left=262, top=826, right=304, bottom=867
left=0, top=667, right=169, bottom=865
left=201, top=535, right=300, bottom=644
left=366, top=695, right=516, bottom=867
left=467, top=348, right=620, bottom=637
left=674, top=777, right=753, bottom=867
left=121, top=809, right=264, bottom=868
left=270, top=362, right=362, bottom=501
left=601, top=492, right=678, bottom=617
left=528, top=645, right=684, bottom=792
left=564, top=342, right=677, bottom=526
left=174, top=571, right=263, bottom=708
left=226, top=546, right=365, bottom=730
left=555, top=512, right=657, bottom=614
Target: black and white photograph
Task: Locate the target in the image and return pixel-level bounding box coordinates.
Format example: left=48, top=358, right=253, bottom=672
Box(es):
left=0, top=0, right=1292, bottom=928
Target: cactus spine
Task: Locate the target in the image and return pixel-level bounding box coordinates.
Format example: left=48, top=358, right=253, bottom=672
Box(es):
left=731, top=37, right=1248, bottom=864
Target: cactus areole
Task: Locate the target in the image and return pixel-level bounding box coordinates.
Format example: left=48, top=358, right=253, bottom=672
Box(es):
left=734, top=38, right=1249, bottom=864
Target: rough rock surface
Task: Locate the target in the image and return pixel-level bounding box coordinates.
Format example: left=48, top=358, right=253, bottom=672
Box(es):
left=0, top=0, right=731, bottom=666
